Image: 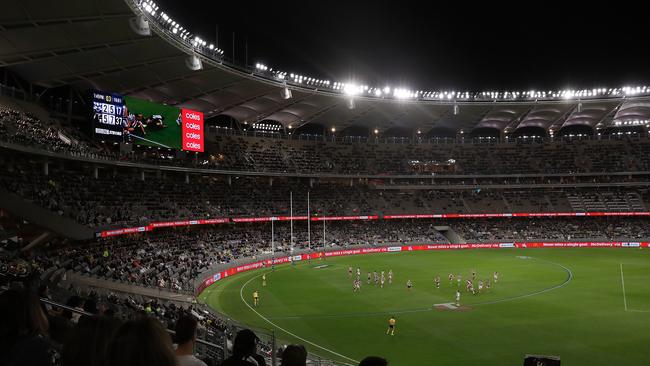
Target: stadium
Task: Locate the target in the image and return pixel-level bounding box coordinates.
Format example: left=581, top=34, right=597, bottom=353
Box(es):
left=1, top=0, right=650, bottom=366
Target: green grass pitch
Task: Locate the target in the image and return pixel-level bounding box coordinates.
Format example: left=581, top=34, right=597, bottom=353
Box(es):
left=124, top=96, right=181, bottom=149
left=198, top=248, right=650, bottom=366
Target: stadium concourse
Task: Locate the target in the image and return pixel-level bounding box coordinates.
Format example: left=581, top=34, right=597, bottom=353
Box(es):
left=2, top=0, right=650, bottom=365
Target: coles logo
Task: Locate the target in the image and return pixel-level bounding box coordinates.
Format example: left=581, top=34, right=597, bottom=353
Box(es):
left=181, top=108, right=204, bottom=152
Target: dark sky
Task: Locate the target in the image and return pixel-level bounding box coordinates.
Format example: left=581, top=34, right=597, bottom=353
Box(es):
left=156, top=0, right=650, bottom=91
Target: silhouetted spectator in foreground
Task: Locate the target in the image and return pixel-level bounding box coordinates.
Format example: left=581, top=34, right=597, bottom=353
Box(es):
left=174, top=315, right=207, bottom=366
left=220, top=329, right=266, bottom=366
left=0, top=288, right=56, bottom=366
left=61, top=316, right=122, bottom=366
left=106, top=317, right=177, bottom=366
left=359, top=356, right=388, bottom=366
left=280, top=344, right=307, bottom=366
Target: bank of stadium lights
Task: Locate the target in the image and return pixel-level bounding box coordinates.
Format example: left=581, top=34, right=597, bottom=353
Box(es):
left=614, top=119, right=649, bottom=126
left=343, top=84, right=362, bottom=96
left=252, top=123, right=281, bottom=131
left=393, top=88, right=418, bottom=99
left=137, top=0, right=224, bottom=56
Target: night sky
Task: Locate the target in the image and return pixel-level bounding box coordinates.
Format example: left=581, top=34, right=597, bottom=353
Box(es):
left=156, top=0, right=650, bottom=91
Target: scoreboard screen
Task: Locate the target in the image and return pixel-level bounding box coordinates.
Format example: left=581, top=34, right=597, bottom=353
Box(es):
left=89, top=89, right=204, bottom=151
left=91, top=90, right=126, bottom=139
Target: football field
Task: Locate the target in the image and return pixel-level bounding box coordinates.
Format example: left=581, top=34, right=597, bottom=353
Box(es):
left=198, top=248, right=650, bottom=366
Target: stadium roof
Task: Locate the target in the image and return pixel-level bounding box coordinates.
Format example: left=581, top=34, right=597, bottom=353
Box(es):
left=1, top=0, right=650, bottom=135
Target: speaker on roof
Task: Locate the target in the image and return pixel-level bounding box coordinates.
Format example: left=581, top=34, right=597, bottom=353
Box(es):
left=185, top=54, right=203, bottom=71
left=282, top=87, right=292, bottom=100
left=129, top=15, right=151, bottom=36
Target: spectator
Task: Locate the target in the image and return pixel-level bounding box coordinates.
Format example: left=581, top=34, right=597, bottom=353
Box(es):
left=359, top=356, right=388, bottom=366
left=0, top=288, right=56, bottom=366
left=220, top=329, right=266, bottom=366
left=280, top=344, right=307, bottom=366
left=175, top=315, right=208, bottom=366
left=106, top=317, right=177, bottom=366
left=61, top=316, right=122, bottom=366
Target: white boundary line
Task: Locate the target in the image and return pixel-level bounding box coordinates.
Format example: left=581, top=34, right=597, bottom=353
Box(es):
left=620, top=263, right=628, bottom=311
left=240, top=272, right=360, bottom=365
left=619, top=263, right=650, bottom=313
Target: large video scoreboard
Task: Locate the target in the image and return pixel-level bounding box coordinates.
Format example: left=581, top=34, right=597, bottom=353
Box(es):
left=91, top=90, right=126, bottom=139
left=89, top=89, right=204, bottom=151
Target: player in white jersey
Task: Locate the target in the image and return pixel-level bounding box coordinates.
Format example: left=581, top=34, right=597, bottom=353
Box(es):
left=455, top=290, right=461, bottom=306
left=486, top=279, right=491, bottom=291
left=374, top=271, right=379, bottom=285
left=434, top=275, right=440, bottom=289
left=388, top=269, right=393, bottom=284
left=353, top=279, right=361, bottom=293
left=406, top=279, right=413, bottom=291
left=348, top=266, right=353, bottom=277
left=380, top=272, right=385, bottom=288
left=367, top=272, right=372, bottom=284
left=448, top=273, right=454, bottom=284
left=493, top=271, right=499, bottom=283
left=457, top=274, right=462, bottom=287
left=478, top=280, right=484, bottom=293
left=357, top=268, right=361, bottom=277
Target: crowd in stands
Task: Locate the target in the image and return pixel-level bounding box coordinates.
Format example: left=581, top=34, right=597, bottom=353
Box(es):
left=0, top=106, right=95, bottom=156
left=12, top=220, right=446, bottom=292
left=1, top=155, right=649, bottom=229
left=452, top=217, right=650, bottom=242
left=3, top=101, right=650, bottom=177
left=208, top=133, right=650, bottom=175
left=4, top=214, right=650, bottom=293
